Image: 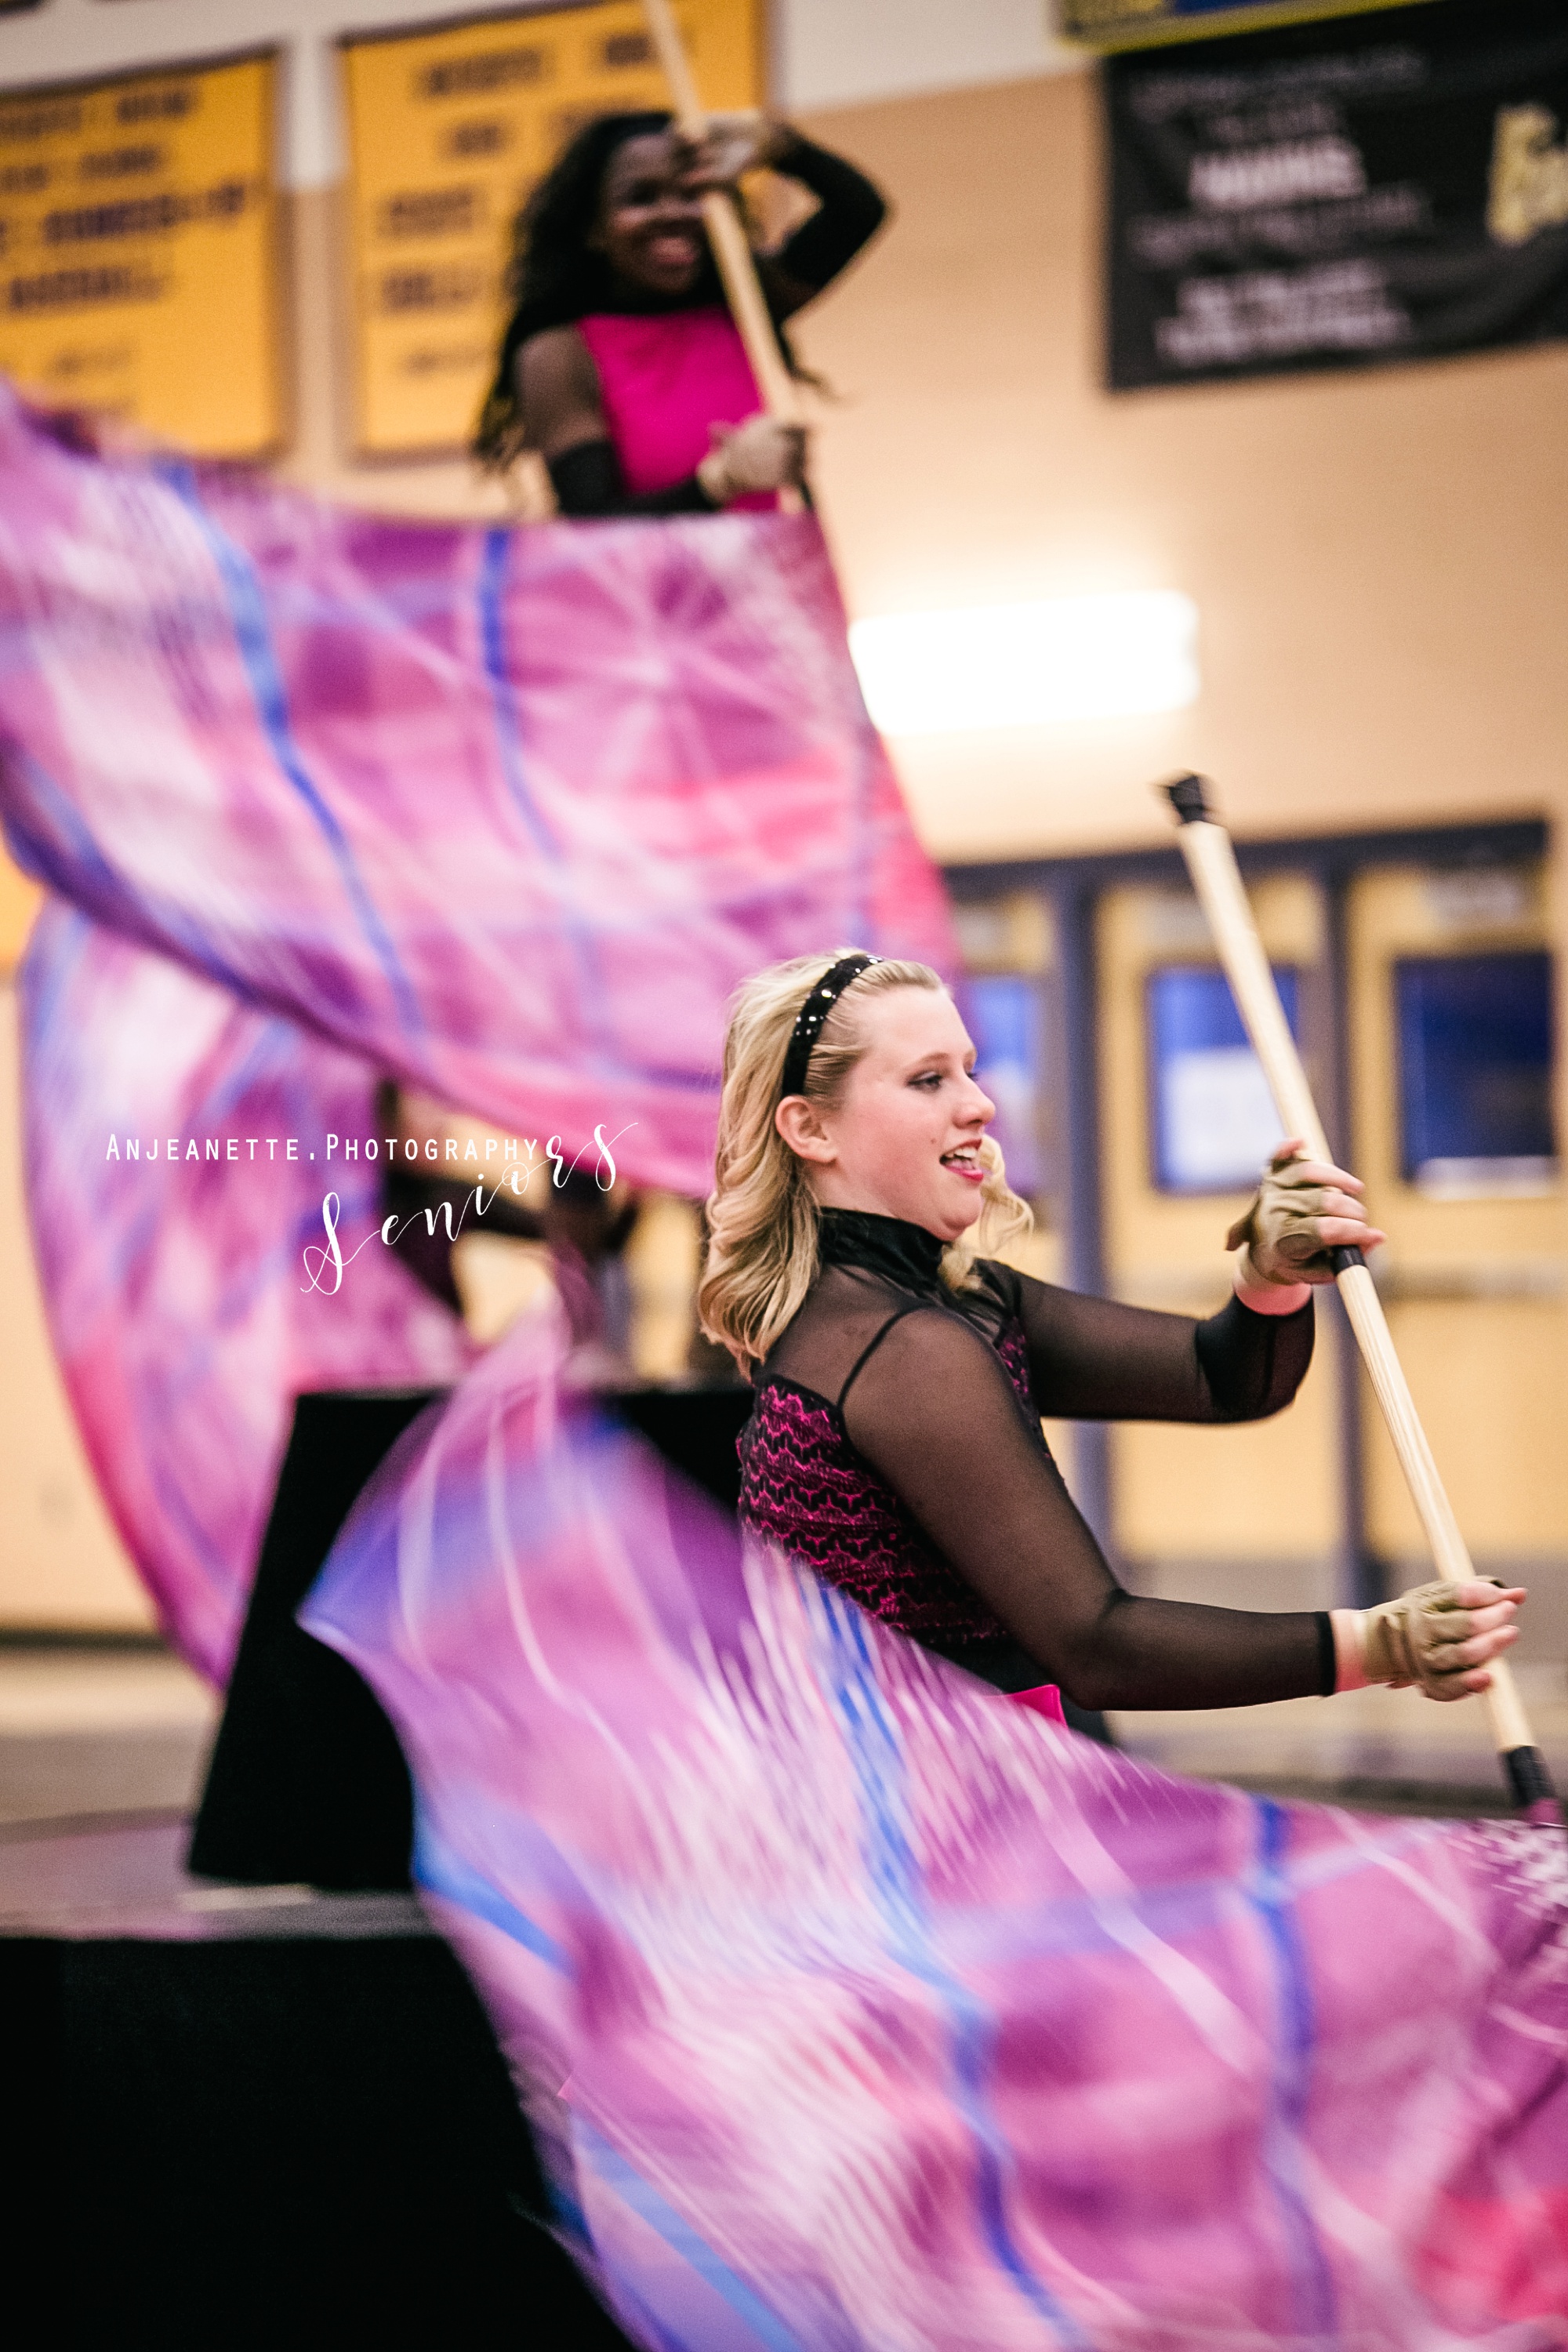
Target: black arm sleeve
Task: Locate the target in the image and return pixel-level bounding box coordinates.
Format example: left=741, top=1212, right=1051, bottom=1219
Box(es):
left=770, top=134, right=887, bottom=295
left=843, top=1308, right=1333, bottom=1713
left=547, top=437, right=719, bottom=519
left=1011, top=1271, right=1314, bottom=1425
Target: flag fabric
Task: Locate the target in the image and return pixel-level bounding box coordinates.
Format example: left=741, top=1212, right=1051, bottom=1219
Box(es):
left=0, top=387, right=953, bottom=1675
left=305, top=1301, right=1568, bottom=2350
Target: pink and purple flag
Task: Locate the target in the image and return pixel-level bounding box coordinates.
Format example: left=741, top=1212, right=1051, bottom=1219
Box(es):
left=0, top=387, right=952, bottom=1675
left=304, top=1303, right=1568, bottom=2348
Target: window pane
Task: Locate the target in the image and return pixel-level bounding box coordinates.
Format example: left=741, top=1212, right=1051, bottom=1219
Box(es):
left=1147, top=964, right=1299, bottom=1194
left=959, top=974, right=1044, bottom=1198
left=1396, top=950, right=1556, bottom=1190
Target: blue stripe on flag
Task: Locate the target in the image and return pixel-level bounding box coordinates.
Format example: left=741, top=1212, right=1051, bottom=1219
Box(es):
left=477, top=527, right=560, bottom=857
left=821, top=1599, right=1093, bottom=2347
left=575, top=2117, right=805, bottom=2352
left=412, top=1813, right=571, bottom=1973
left=7, top=750, right=258, bottom=1000
left=162, top=463, right=426, bottom=1044
left=1247, top=1797, right=1340, bottom=2338
left=17, top=896, right=87, bottom=1047
left=477, top=524, right=624, bottom=1080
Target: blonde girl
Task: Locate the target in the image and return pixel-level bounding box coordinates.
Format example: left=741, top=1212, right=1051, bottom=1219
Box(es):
left=701, top=950, right=1523, bottom=1717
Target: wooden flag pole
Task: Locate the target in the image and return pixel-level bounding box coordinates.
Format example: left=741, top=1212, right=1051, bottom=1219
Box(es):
left=640, top=0, right=804, bottom=434
left=1163, top=775, right=1561, bottom=1825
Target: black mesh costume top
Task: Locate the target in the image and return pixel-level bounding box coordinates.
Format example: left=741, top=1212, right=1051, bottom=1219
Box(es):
left=738, top=1207, right=1335, bottom=1710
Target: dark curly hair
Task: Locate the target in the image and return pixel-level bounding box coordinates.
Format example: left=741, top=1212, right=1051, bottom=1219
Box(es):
left=476, top=112, right=691, bottom=469
left=474, top=109, right=800, bottom=471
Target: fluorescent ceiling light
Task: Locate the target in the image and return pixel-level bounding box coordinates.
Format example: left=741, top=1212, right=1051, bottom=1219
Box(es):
left=849, top=592, right=1200, bottom=735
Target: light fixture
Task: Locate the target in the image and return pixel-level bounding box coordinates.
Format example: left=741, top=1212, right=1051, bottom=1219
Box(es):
left=848, top=592, right=1200, bottom=736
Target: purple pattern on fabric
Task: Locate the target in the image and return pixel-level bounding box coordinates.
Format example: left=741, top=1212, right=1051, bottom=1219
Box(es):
left=739, top=1309, right=1040, bottom=1646
left=995, top=1317, right=1032, bottom=1403
left=0, top=387, right=953, bottom=1675
left=302, top=1309, right=1568, bottom=2348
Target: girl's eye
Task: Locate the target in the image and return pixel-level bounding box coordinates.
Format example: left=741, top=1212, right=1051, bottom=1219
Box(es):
left=911, top=1071, right=942, bottom=1091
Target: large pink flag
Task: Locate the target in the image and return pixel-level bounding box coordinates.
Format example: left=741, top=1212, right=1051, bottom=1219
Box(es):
left=0, top=388, right=953, bottom=1675
left=303, top=1306, right=1568, bottom=2348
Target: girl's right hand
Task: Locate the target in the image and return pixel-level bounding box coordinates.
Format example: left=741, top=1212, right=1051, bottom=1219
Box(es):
left=1333, top=1578, right=1526, bottom=1700
left=1228, top=1140, right=1386, bottom=1288
left=697, top=415, right=808, bottom=501
left=675, top=111, right=788, bottom=191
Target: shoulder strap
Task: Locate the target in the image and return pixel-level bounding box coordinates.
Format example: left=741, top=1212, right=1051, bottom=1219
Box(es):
left=836, top=1302, right=930, bottom=1414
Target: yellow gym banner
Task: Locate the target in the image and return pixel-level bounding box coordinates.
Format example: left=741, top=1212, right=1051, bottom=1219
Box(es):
left=0, top=53, right=282, bottom=459
left=343, top=0, right=764, bottom=458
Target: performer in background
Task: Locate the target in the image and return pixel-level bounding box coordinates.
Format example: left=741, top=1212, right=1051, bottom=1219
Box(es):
left=703, top=950, right=1527, bottom=1717
left=379, top=1083, right=639, bottom=1377
left=475, top=109, right=887, bottom=514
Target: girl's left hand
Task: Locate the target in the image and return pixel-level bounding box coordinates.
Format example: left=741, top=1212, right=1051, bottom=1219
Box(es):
left=1228, top=1140, right=1388, bottom=1288
left=674, top=111, right=788, bottom=191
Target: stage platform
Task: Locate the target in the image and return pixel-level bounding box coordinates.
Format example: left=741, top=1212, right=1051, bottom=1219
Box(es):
left=1, top=1806, right=416, bottom=1940
left=5, top=1366, right=1563, bottom=2350
left=4, top=1639, right=1562, bottom=2345
left=2, top=1800, right=635, bottom=2349
left=0, top=1383, right=764, bottom=2348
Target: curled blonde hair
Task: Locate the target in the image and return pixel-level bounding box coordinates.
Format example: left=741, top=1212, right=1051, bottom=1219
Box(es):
left=699, top=949, right=1033, bottom=1370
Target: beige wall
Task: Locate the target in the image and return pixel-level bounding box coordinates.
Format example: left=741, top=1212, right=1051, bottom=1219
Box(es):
left=787, top=71, right=1568, bottom=864
left=0, top=985, right=156, bottom=1631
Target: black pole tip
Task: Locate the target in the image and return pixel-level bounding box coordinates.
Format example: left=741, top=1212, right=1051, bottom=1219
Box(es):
left=1327, top=1244, right=1366, bottom=1276
left=1164, top=773, right=1214, bottom=826
left=1503, top=1744, right=1564, bottom=1827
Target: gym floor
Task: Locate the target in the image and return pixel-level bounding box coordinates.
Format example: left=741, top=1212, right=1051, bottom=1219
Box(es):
left=2, top=1637, right=1564, bottom=1886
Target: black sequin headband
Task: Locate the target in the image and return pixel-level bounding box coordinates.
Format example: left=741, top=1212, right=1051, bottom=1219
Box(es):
left=779, top=954, right=879, bottom=1100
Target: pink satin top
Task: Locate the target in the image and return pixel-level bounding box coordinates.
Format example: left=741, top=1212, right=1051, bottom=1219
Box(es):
left=576, top=308, right=778, bottom=512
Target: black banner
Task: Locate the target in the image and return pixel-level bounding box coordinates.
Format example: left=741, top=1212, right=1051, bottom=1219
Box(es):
left=1106, top=0, right=1568, bottom=389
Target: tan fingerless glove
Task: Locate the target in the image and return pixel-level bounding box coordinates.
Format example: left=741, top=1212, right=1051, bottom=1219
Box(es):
left=697, top=417, right=804, bottom=504
left=1349, top=1579, right=1503, bottom=1702
left=1226, top=1148, right=1340, bottom=1284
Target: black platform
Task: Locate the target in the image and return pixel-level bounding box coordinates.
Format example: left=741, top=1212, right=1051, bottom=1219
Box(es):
left=189, top=1389, right=437, bottom=1889
left=2, top=1817, right=635, bottom=2348
left=1, top=1383, right=755, bottom=2346
left=191, top=1382, right=753, bottom=1892
left=7, top=1374, right=1116, bottom=2339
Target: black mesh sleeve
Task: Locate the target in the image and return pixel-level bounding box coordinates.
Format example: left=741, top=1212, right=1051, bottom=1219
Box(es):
left=1009, top=1271, right=1314, bottom=1425
left=771, top=135, right=887, bottom=295
left=547, top=437, right=718, bottom=519
left=842, top=1306, right=1331, bottom=1713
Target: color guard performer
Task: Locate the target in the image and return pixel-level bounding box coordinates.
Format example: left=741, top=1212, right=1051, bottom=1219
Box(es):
left=702, top=950, right=1526, bottom=1718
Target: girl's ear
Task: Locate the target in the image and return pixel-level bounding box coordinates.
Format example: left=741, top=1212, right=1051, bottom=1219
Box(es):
left=775, top=1096, right=836, bottom=1165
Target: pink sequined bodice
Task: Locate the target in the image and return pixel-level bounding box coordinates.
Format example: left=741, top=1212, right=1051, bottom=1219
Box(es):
left=739, top=1317, right=1035, bottom=1647
left=577, top=309, right=776, bottom=510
